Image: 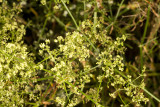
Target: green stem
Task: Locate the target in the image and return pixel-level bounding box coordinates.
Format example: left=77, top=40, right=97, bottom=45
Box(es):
left=143, top=88, right=160, bottom=102
left=38, top=1, right=52, bottom=42
left=61, top=0, right=78, bottom=29
left=53, top=15, right=76, bottom=30
left=61, top=0, right=97, bottom=50
left=84, top=0, right=86, bottom=19
left=65, top=81, right=104, bottom=107
left=140, top=6, right=150, bottom=71
left=114, top=0, right=125, bottom=23
left=94, top=11, right=97, bottom=34
left=115, top=69, right=160, bottom=103
left=118, top=92, right=126, bottom=105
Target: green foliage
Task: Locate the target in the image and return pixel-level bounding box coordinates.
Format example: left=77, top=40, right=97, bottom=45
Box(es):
left=38, top=17, right=149, bottom=106
left=0, top=0, right=160, bottom=106
left=0, top=2, right=24, bottom=42
left=0, top=2, right=40, bottom=106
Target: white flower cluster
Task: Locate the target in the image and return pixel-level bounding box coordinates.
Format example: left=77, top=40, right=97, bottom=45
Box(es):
left=0, top=1, right=150, bottom=107
left=0, top=2, right=25, bottom=42
left=58, top=31, right=90, bottom=61
left=38, top=18, right=148, bottom=106
left=40, top=0, right=46, bottom=5
left=0, top=2, right=39, bottom=106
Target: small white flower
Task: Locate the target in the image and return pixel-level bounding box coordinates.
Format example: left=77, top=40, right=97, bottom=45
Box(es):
left=54, top=39, right=58, bottom=43
left=63, top=10, right=68, bottom=17
left=39, top=50, right=43, bottom=55
left=39, top=64, right=43, bottom=70
left=45, top=39, right=50, bottom=44
left=7, top=73, right=11, bottom=79
left=20, top=1, right=27, bottom=6
left=86, top=3, right=92, bottom=8
left=57, top=36, right=63, bottom=41
left=41, top=0, right=46, bottom=5
left=54, top=5, right=59, bottom=10
left=39, top=43, right=45, bottom=49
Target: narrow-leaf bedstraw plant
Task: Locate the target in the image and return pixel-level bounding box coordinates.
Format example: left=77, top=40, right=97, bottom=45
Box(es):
left=0, top=2, right=41, bottom=106
left=0, top=1, right=151, bottom=107
left=39, top=19, right=149, bottom=106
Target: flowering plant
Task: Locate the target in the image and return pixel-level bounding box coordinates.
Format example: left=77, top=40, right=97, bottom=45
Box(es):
left=1, top=0, right=159, bottom=106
